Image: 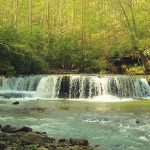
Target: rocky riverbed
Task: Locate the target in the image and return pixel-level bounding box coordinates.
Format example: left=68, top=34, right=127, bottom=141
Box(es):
left=0, top=125, right=94, bottom=150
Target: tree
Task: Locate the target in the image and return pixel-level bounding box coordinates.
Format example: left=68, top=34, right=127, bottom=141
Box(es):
left=0, top=0, right=150, bottom=74
left=114, top=0, right=150, bottom=73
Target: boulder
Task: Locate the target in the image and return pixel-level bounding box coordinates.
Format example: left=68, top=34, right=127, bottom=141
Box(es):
left=21, top=132, right=48, bottom=145
left=1, top=125, right=16, bottom=133
left=1, top=125, right=32, bottom=133
left=18, top=126, right=33, bottom=132
left=69, top=138, right=89, bottom=146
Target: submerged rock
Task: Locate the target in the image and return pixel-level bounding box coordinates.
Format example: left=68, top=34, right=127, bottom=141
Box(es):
left=136, top=120, right=140, bottom=124
left=12, top=101, right=20, bottom=105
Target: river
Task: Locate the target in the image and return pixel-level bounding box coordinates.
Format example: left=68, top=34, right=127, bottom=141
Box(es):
left=0, top=75, right=150, bottom=149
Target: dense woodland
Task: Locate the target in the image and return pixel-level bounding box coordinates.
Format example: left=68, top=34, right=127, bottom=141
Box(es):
left=0, top=0, right=150, bottom=75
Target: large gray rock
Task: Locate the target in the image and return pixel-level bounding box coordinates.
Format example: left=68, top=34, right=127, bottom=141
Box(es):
left=21, top=132, right=48, bottom=145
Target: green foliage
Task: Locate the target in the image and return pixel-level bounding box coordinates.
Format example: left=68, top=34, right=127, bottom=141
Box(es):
left=0, top=61, right=15, bottom=75
left=9, top=44, right=48, bottom=74
left=84, top=59, right=106, bottom=73
left=0, top=27, right=48, bottom=75
left=49, top=36, right=80, bottom=69
left=125, top=66, right=144, bottom=75
left=0, top=26, right=20, bottom=43
left=28, top=144, right=38, bottom=150
left=0, top=0, right=150, bottom=74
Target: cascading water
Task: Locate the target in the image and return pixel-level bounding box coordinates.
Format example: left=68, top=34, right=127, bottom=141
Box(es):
left=35, top=75, right=62, bottom=98
left=0, top=75, right=42, bottom=91
left=0, top=75, right=150, bottom=101
left=0, top=75, right=42, bottom=98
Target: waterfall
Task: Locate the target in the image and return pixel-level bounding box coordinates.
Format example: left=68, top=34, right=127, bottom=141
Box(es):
left=35, top=75, right=62, bottom=98
left=0, top=75, right=42, bottom=98
left=0, top=75, right=42, bottom=91
left=68, top=76, right=150, bottom=99
left=0, top=75, right=150, bottom=100
left=69, top=76, right=80, bottom=98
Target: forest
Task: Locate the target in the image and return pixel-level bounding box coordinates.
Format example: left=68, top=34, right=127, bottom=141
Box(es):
left=0, top=0, right=150, bottom=75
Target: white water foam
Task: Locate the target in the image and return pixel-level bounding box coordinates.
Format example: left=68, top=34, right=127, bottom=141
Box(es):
left=0, top=75, right=150, bottom=102
left=35, top=75, right=62, bottom=98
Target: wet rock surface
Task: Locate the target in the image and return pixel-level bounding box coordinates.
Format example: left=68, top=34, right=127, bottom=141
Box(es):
left=12, top=101, right=20, bottom=105
left=0, top=125, right=32, bottom=133
left=0, top=125, right=93, bottom=150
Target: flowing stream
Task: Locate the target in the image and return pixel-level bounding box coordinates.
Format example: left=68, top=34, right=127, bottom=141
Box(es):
left=0, top=75, right=150, bottom=149
left=0, top=100, right=150, bottom=150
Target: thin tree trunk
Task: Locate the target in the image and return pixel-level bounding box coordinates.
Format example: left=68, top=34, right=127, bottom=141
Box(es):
left=14, top=0, right=19, bottom=29
left=71, top=0, right=75, bottom=34
left=28, top=0, right=32, bottom=36
left=52, top=0, right=55, bottom=34
left=59, top=0, right=63, bottom=33
left=81, top=0, right=85, bottom=71
left=47, top=0, right=50, bottom=30
left=118, top=0, right=137, bottom=50
left=10, top=0, right=14, bottom=26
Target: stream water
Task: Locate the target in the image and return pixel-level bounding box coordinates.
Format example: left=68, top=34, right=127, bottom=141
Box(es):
left=0, top=100, right=150, bottom=150
left=0, top=75, right=150, bottom=150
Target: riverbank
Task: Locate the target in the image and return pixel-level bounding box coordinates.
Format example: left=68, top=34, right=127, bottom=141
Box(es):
left=0, top=125, right=93, bottom=150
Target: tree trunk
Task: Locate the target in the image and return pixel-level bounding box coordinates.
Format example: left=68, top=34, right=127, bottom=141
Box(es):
left=46, top=0, right=50, bottom=30
left=80, top=0, right=85, bottom=71
left=72, top=0, right=75, bottom=34
left=59, top=0, right=63, bottom=33
left=52, top=0, right=56, bottom=34
left=14, top=0, right=19, bottom=29
left=28, top=0, right=32, bottom=36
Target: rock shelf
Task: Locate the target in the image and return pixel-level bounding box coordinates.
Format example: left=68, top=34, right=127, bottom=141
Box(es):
left=0, top=125, right=94, bottom=150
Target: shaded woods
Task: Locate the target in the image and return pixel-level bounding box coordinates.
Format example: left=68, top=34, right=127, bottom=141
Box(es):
left=0, top=0, right=150, bottom=75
